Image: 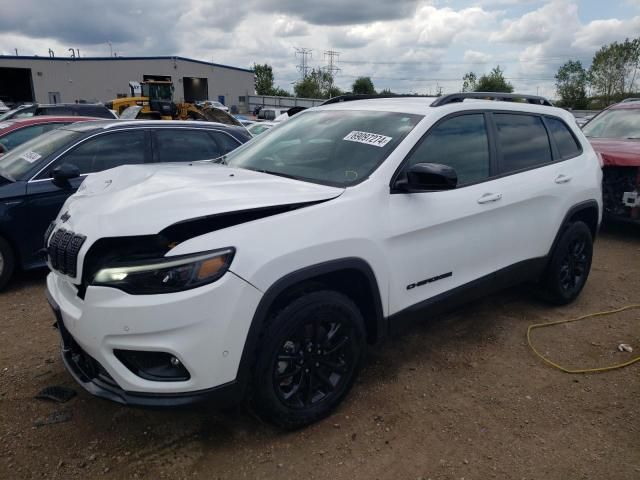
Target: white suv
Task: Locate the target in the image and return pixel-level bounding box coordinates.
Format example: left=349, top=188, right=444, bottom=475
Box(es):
left=46, top=93, right=602, bottom=428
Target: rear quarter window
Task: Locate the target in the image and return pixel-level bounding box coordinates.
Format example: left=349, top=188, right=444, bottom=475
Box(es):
left=545, top=117, right=582, bottom=159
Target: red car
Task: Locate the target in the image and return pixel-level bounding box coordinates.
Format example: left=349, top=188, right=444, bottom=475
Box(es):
left=583, top=99, right=640, bottom=223
left=0, top=116, right=99, bottom=157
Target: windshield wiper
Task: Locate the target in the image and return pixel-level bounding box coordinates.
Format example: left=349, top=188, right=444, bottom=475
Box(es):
left=213, top=155, right=227, bottom=165
left=246, top=167, right=300, bottom=180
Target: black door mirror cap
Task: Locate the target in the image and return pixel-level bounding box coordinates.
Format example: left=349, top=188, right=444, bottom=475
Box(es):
left=51, top=163, right=80, bottom=188
left=396, top=162, right=458, bottom=192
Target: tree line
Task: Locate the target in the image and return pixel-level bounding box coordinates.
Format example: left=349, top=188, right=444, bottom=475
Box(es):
left=555, top=37, right=639, bottom=108
left=253, top=63, right=377, bottom=99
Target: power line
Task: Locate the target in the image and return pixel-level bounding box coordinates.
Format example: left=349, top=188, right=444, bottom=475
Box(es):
left=324, top=50, right=341, bottom=91
left=324, top=50, right=341, bottom=76
left=295, top=47, right=313, bottom=80
left=338, top=55, right=593, bottom=66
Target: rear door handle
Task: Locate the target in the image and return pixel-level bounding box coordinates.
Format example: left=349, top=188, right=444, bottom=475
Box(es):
left=555, top=174, right=572, bottom=184
left=477, top=193, right=502, bottom=204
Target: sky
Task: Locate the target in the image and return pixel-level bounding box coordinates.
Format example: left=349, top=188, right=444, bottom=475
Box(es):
left=1, top=0, right=640, bottom=98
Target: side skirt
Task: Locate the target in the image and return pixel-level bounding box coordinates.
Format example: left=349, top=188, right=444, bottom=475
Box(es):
left=386, top=257, right=547, bottom=336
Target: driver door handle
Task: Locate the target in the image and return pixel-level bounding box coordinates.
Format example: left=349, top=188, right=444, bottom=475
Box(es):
left=477, top=193, right=502, bottom=204
left=555, top=174, right=572, bottom=184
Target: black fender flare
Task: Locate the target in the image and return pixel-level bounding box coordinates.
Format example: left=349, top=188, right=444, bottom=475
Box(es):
left=547, top=199, right=600, bottom=259
left=234, top=257, right=385, bottom=394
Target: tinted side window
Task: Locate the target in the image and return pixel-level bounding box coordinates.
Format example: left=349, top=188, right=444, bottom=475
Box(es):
left=53, top=130, right=146, bottom=175
left=37, top=107, right=73, bottom=116
left=79, top=106, right=113, bottom=118
left=0, top=124, right=49, bottom=150
left=495, top=114, right=552, bottom=173
left=154, top=129, right=222, bottom=163
left=211, top=131, right=241, bottom=154
left=406, top=114, right=490, bottom=185
left=545, top=117, right=581, bottom=159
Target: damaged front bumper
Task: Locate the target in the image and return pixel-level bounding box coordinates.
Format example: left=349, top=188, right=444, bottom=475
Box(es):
left=602, top=166, right=640, bottom=223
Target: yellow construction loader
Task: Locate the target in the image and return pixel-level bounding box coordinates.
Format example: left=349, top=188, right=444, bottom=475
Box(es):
left=106, top=80, right=241, bottom=125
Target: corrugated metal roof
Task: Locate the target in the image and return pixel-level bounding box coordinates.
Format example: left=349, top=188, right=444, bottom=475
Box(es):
left=0, top=55, right=254, bottom=74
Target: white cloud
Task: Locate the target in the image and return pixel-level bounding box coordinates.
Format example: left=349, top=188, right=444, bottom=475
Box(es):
left=464, top=50, right=492, bottom=63
left=572, top=16, right=640, bottom=51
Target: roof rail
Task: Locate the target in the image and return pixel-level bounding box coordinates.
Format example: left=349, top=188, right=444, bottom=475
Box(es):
left=321, top=93, right=432, bottom=105
left=431, top=92, right=553, bottom=107
left=620, top=97, right=640, bottom=103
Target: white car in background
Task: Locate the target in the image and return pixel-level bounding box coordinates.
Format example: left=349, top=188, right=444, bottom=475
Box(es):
left=196, top=100, right=229, bottom=112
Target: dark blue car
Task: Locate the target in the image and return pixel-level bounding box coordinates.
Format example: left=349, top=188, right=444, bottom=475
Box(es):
left=0, top=120, right=251, bottom=289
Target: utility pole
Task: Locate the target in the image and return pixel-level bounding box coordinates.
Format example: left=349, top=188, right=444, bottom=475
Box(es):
left=108, top=41, right=113, bottom=57
left=295, top=47, right=312, bottom=80
left=324, top=50, right=341, bottom=92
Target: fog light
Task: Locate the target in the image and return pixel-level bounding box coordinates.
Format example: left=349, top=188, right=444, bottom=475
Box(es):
left=114, top=350, right=190, bottom=382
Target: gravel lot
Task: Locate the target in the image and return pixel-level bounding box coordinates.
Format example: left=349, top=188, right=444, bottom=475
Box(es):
left=0, top=224, right=638, bottom=480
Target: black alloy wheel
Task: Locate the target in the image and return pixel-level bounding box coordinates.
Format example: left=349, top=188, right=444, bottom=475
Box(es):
left=541, top=221, right=593, bottom=305
left=253, top=290, right=366, bottom=429
left=558, top=237, right=589, bottom=296
left=274, top=316, right=354, bottom=409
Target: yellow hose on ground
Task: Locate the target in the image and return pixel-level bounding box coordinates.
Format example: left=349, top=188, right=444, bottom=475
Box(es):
left=527, top=304, right=640, bottom=373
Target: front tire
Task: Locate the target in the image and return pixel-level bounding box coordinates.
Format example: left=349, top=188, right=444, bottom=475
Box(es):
left=0, top=236, right=15, bottom=291
left=252, top=290, right=366, bottom=429
left=541, top=221, right=593, bottom=305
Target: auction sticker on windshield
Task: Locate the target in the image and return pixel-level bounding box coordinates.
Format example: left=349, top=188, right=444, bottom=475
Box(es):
left=343, top=131, right=392, bottom=147
left=20, top=151, right=42, bottom=163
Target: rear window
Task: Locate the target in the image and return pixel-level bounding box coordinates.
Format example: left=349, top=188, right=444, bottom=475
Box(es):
left=495, top=114, right=552, bottom=174
left=545, top=117, right=582, bottom=159
left=0, top=128, right=82, bottom=181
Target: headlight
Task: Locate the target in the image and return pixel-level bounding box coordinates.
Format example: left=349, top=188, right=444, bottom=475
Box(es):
left=92, top=248, right=234, bottom=294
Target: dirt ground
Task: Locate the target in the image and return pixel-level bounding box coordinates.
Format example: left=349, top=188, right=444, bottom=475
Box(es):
left=0, top=224, right=638, bottom=480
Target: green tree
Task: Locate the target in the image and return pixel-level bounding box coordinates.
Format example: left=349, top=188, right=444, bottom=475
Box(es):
left=475, top=66, right=513, bottom=93
left=380, top=88, right=395, bottom=95
left=352, top=76, right=376, bottom=94
left=253, top=63, right=275, bottom=95
left=272, top=87, right=292, bottom=97
left=589, top=38, right=640, bottom=105
left=555, top=60, right=588, bottom=108
left=294, top=68, right=335, bottom=99
left=461, top=72, right=477, bottom=92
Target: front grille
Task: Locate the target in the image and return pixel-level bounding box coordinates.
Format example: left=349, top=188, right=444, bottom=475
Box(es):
left=47, top=228, right=86, bottom=277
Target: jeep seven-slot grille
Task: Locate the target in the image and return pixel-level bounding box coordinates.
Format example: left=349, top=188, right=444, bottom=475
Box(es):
left=47, top=228, right=86, bottom=277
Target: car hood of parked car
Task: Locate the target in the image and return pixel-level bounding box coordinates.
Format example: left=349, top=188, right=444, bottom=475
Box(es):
left=589, top=138, right=640, bottom=167
left=58, top=162, right=345, bottom=237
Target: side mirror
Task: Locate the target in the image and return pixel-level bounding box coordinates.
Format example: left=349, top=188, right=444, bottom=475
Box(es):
left=396, top=163, right=457, bottom=192
left=51, top=163, right=80, bottom=188
left=0, top=143, right=6, bottom=156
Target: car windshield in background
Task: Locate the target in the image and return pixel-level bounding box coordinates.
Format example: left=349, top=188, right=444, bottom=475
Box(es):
left=582, top=109, right=640, bottom=139
left=0, top=129, right=82, bottom=181
left=224, top=110, right=423, bottom=186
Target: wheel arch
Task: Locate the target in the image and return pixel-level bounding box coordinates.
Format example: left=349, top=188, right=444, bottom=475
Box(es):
left=548, top=199, right=600, bottom=258
left=235, top=257, right=386, bottom=394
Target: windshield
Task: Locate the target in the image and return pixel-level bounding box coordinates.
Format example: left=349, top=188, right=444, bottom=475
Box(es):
left=224, top=109, right=423, bottom=186
left=142, top=83, right=173, bottom=101
left=0, top=128, right=82, bottom=181
left=582, top=108, right=640, bottom=139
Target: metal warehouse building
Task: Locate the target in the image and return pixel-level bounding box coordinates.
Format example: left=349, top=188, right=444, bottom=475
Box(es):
left=0, top=55, right=255, bottom=112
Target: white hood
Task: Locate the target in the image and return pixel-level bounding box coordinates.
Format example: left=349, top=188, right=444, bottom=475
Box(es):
left=60, top=163, right=344, bottom=237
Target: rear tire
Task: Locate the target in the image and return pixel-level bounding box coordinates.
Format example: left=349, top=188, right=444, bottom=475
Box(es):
left=252, top=290, right=366, bottom=429
left=0, top=236, right=16, bottom=291
left=541, top=221, right=593, bottom=305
